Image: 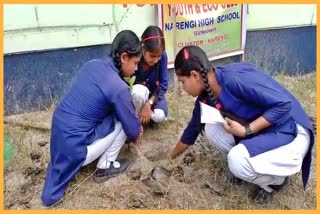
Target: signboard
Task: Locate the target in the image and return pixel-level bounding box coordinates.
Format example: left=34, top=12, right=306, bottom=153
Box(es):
left=158, top=4, right=246, bottom=66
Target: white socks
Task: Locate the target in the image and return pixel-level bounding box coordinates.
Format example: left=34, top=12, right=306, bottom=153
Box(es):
left=106, top=161, right=120, bottom=169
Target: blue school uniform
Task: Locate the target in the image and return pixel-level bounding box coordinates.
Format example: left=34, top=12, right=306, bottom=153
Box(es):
left=181, top=62, right=314, bottom=188
left=134, top=52, right=168, bottom=115
left=41, top=57, right=141, bottom=206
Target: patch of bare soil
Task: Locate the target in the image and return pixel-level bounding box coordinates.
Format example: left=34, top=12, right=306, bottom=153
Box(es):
left=4, top=74, right=317, bottom=210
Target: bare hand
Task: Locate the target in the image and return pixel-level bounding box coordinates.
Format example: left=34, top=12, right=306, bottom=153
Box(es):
left=135, top=126, right=144, bottom=145
left=169, top=151, right=177, bottom=159
left=223, top=117, right=246, bottom=137
left=139, top=103, right=152, bottom=124
left=169, top=141, right=190, bottom=159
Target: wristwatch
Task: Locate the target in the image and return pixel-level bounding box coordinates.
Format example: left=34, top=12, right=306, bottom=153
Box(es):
left=244, top=124, right=254, bottom=137
left=148, top=99, right=154, bottom=106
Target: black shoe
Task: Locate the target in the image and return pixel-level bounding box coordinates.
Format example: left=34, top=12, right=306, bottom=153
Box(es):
left=269, top=177, right=289, bottom=192
left=94, top=159, right=131, bottom=183
left=149, top=120, right=158, bottom=129
left=251, top=186, right=274, bottom=204
left=250, top=177, right=289, bottom=204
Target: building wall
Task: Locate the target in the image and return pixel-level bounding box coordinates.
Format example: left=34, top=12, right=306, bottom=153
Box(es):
left=5, top=4, right=316, bottom=54
left=244, top=4, right=316, bottom=74
left=4, top=45, right=109, bottom=115
left=246, top=4, right=316, bottom=30
left=4, top=4, right=156, bottom=54
left=4, top=4, right=316, bottom=115
left=245, top=26, right=316, bottom=75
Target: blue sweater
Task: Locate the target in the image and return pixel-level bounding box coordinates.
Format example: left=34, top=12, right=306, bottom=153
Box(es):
left=180, top=62, right=314, bottom=188
left=134, top=52, right=168, bottom=115
left=41, top=57, right=141, bottom=206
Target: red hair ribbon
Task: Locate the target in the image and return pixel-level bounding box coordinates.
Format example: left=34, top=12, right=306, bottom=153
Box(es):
left=183, top=48, right=189, bottom=60
left=143, top=35, right=165, bottom=42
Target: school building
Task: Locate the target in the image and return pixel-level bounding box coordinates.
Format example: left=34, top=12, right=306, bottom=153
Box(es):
left=4, top=4, right=316, bottom=115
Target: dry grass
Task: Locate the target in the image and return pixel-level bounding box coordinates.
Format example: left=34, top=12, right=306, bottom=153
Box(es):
left=274, top=72, right=316, bottom=116
left=3, top=72, right=316, bottom=210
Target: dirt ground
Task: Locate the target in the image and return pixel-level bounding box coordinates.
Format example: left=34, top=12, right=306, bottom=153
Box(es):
left=4, top=73, right=317, bottom=210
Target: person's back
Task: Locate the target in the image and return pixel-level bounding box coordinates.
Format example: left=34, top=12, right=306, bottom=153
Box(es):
left=217, top=62, right=315, bottom=188
left=170, top=45, right=314, bottom=204
left=218, top=62, right=313, bottom=133
left=54, top=58, right=132, bottom=141
left=42, top=30, right=143, bottom=207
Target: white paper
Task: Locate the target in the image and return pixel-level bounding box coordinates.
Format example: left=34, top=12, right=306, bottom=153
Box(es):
left=200, top=102, right=226, bottom=124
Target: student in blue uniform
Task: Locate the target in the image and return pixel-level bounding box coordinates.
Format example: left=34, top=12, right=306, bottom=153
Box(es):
left=132, top=26, right=168, bottom=125
left=170, top=46, right=314, bottom=204
left=41, top=30, right=143, bottom=207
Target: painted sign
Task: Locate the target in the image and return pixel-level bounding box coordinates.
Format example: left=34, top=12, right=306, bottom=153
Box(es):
left=158, top=4, right=246, bottom=66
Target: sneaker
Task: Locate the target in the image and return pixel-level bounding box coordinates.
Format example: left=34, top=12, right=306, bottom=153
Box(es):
left=251, top=186, right=274, bottom=204
left=94, top=159, right=131, bottom=183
